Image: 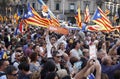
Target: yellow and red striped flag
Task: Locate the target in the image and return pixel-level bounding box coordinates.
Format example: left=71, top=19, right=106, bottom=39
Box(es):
left=75, top=6, right=82, bottom=29
left=0, top=15, right=3, bottom=22
left=84, top=5, right=90, bottom=23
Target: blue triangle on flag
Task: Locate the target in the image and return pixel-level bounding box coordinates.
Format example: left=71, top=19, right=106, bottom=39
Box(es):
left=23, top=3, right=34, bottom=19
left=92, top=8, right=102, bottom=20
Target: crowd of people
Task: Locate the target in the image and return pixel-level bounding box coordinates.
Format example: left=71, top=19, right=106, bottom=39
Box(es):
left=0, top=23, right=120, bottom=79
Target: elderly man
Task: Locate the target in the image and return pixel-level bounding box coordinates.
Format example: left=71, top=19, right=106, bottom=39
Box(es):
left=101, top=55, right=120, bottom=79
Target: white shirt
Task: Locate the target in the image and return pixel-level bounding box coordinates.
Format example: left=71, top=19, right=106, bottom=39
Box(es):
left=13, top=62, right=19, bottom=71
left=11, top=52, right=15, bottom=63
left=46, top=35, right=65, bottom=58
left=0, top=71, right=7, bottom=79
left=70, top=49, right=83, bottom=60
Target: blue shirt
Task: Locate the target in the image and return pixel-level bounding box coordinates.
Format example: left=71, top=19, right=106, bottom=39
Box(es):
left=101, top=63, right=120, bottom=79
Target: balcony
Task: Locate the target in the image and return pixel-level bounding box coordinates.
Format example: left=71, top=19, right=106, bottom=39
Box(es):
left=43, top=0, right=48, bottom=3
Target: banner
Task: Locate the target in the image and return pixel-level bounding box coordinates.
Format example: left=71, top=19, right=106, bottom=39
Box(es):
left=89, top=44, right=97, bottom=59
left=48, top=26, right=69, bottom=35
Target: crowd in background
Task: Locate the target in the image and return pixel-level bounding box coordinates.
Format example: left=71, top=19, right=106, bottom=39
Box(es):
left=0, top=23, right=120, bottom=79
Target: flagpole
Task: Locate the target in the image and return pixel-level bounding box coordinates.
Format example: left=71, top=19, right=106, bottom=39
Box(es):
left=37, top=0, right=56, bottom=18
left=63, top=0, right=65, bottom=15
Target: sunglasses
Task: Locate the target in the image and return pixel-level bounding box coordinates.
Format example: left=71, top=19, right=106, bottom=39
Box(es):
left=16, top=50, right=22, bottom=52
left=56, top=56, right=61, bottom=58
left=11, top=72, right=18, bottom=76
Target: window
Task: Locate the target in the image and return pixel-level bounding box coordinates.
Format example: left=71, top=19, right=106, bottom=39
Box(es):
left=56, top=3, right=60, bottom=10
left=83, top=1, right=90, bottom=10
left=70, top=3, right=75, bottom=10
left=32, top=3, right=35, bottom=9
left=69, top=3, right=75, bottom=12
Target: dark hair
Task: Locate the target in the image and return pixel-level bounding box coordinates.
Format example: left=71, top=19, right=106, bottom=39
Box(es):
left=52, top=51, right=59, bottom=57
left=62, top=75, right=71, bottom=79
left=5, top=65, right=17, bottom=75
left=18, top=62, right=30, bottom=71
left=72, top=40, right=80, bottom=49
left=114, top=70, right=120, bottom=79
left=50, top=35, right=58, bottom=40
left=20, top=56, right=29, bottom=63
left=97, top=40, right=103, bottom=51
left=41, top=60, right=56, bottom=79
left=101, top=73, right=109, bottom=79
left=15, top=44, right=22, bottom=49
left=0, top=59, right=7, bottom=67
left=32, top=44, right=39, bottom=51
left=102, top=59, right=108, bottom=65
left=70, top=57, right=79, bottom=66
left=45, top=72, right=59, bottom=79
left=44, top=60, right=56, bottom=72
left=30, top=53, right=38, bottom=62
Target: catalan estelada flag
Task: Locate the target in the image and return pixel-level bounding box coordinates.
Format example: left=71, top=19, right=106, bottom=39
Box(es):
left=87, top=25, right=107, bottom=32
left=23, top=3, right=50, bottom=28
left=48, top=14, right=60, bottom=27
left=14, top=11, right=20, bottom=24
left=91, top=7, right=113, bottom=32
left=75, top=7, right=82, bottom=29
left=84, top=5, right=90, bottom=23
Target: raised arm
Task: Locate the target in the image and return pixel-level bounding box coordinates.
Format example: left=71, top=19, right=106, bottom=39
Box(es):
left=108, top=39, right=120, bottom=56
left=74, top=59, right=94, bottom=79
left=95, top=60, right=101, bottom=79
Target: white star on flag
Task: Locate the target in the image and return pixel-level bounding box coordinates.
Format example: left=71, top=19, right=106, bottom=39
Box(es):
left=28, top=11, right=32, bottom=16
left=97, top=13, right=100, bottom=17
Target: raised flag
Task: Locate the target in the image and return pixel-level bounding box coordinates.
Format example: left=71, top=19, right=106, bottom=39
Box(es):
left=0, top=15, right=3, bottom=22
left=75, top=7, right=82, bottom=29
left=113, top=11, right=119, bottom=22
left=48, top=26, right=69, bottom=35
left=91, top=7, right=113, bottom=32
left=87, top=25, right=107, bottom=32
left=84, top=5, right=90, bottom=23
left=105, top=9, right=110, bottom=16
left=23, top=3, right=50, bottom=28
left=14, top=10, right=20, bottom=24
left=49, top=15, right=60, bottom=27
left=22, top=20, right=28, bottom=31
left=19, top=21, right=24, bottom=33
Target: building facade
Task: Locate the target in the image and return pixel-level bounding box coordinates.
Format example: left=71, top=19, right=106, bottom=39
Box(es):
left=46, top=0, right=97, bottom=23
left=5, top=0, right=120, bottom=24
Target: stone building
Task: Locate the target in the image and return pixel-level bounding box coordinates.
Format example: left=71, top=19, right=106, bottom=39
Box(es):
left=4, top=0, right=120, bottom=24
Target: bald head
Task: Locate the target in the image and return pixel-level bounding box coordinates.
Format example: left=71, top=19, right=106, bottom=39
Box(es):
left=101, top=56, right=112, bottom=66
